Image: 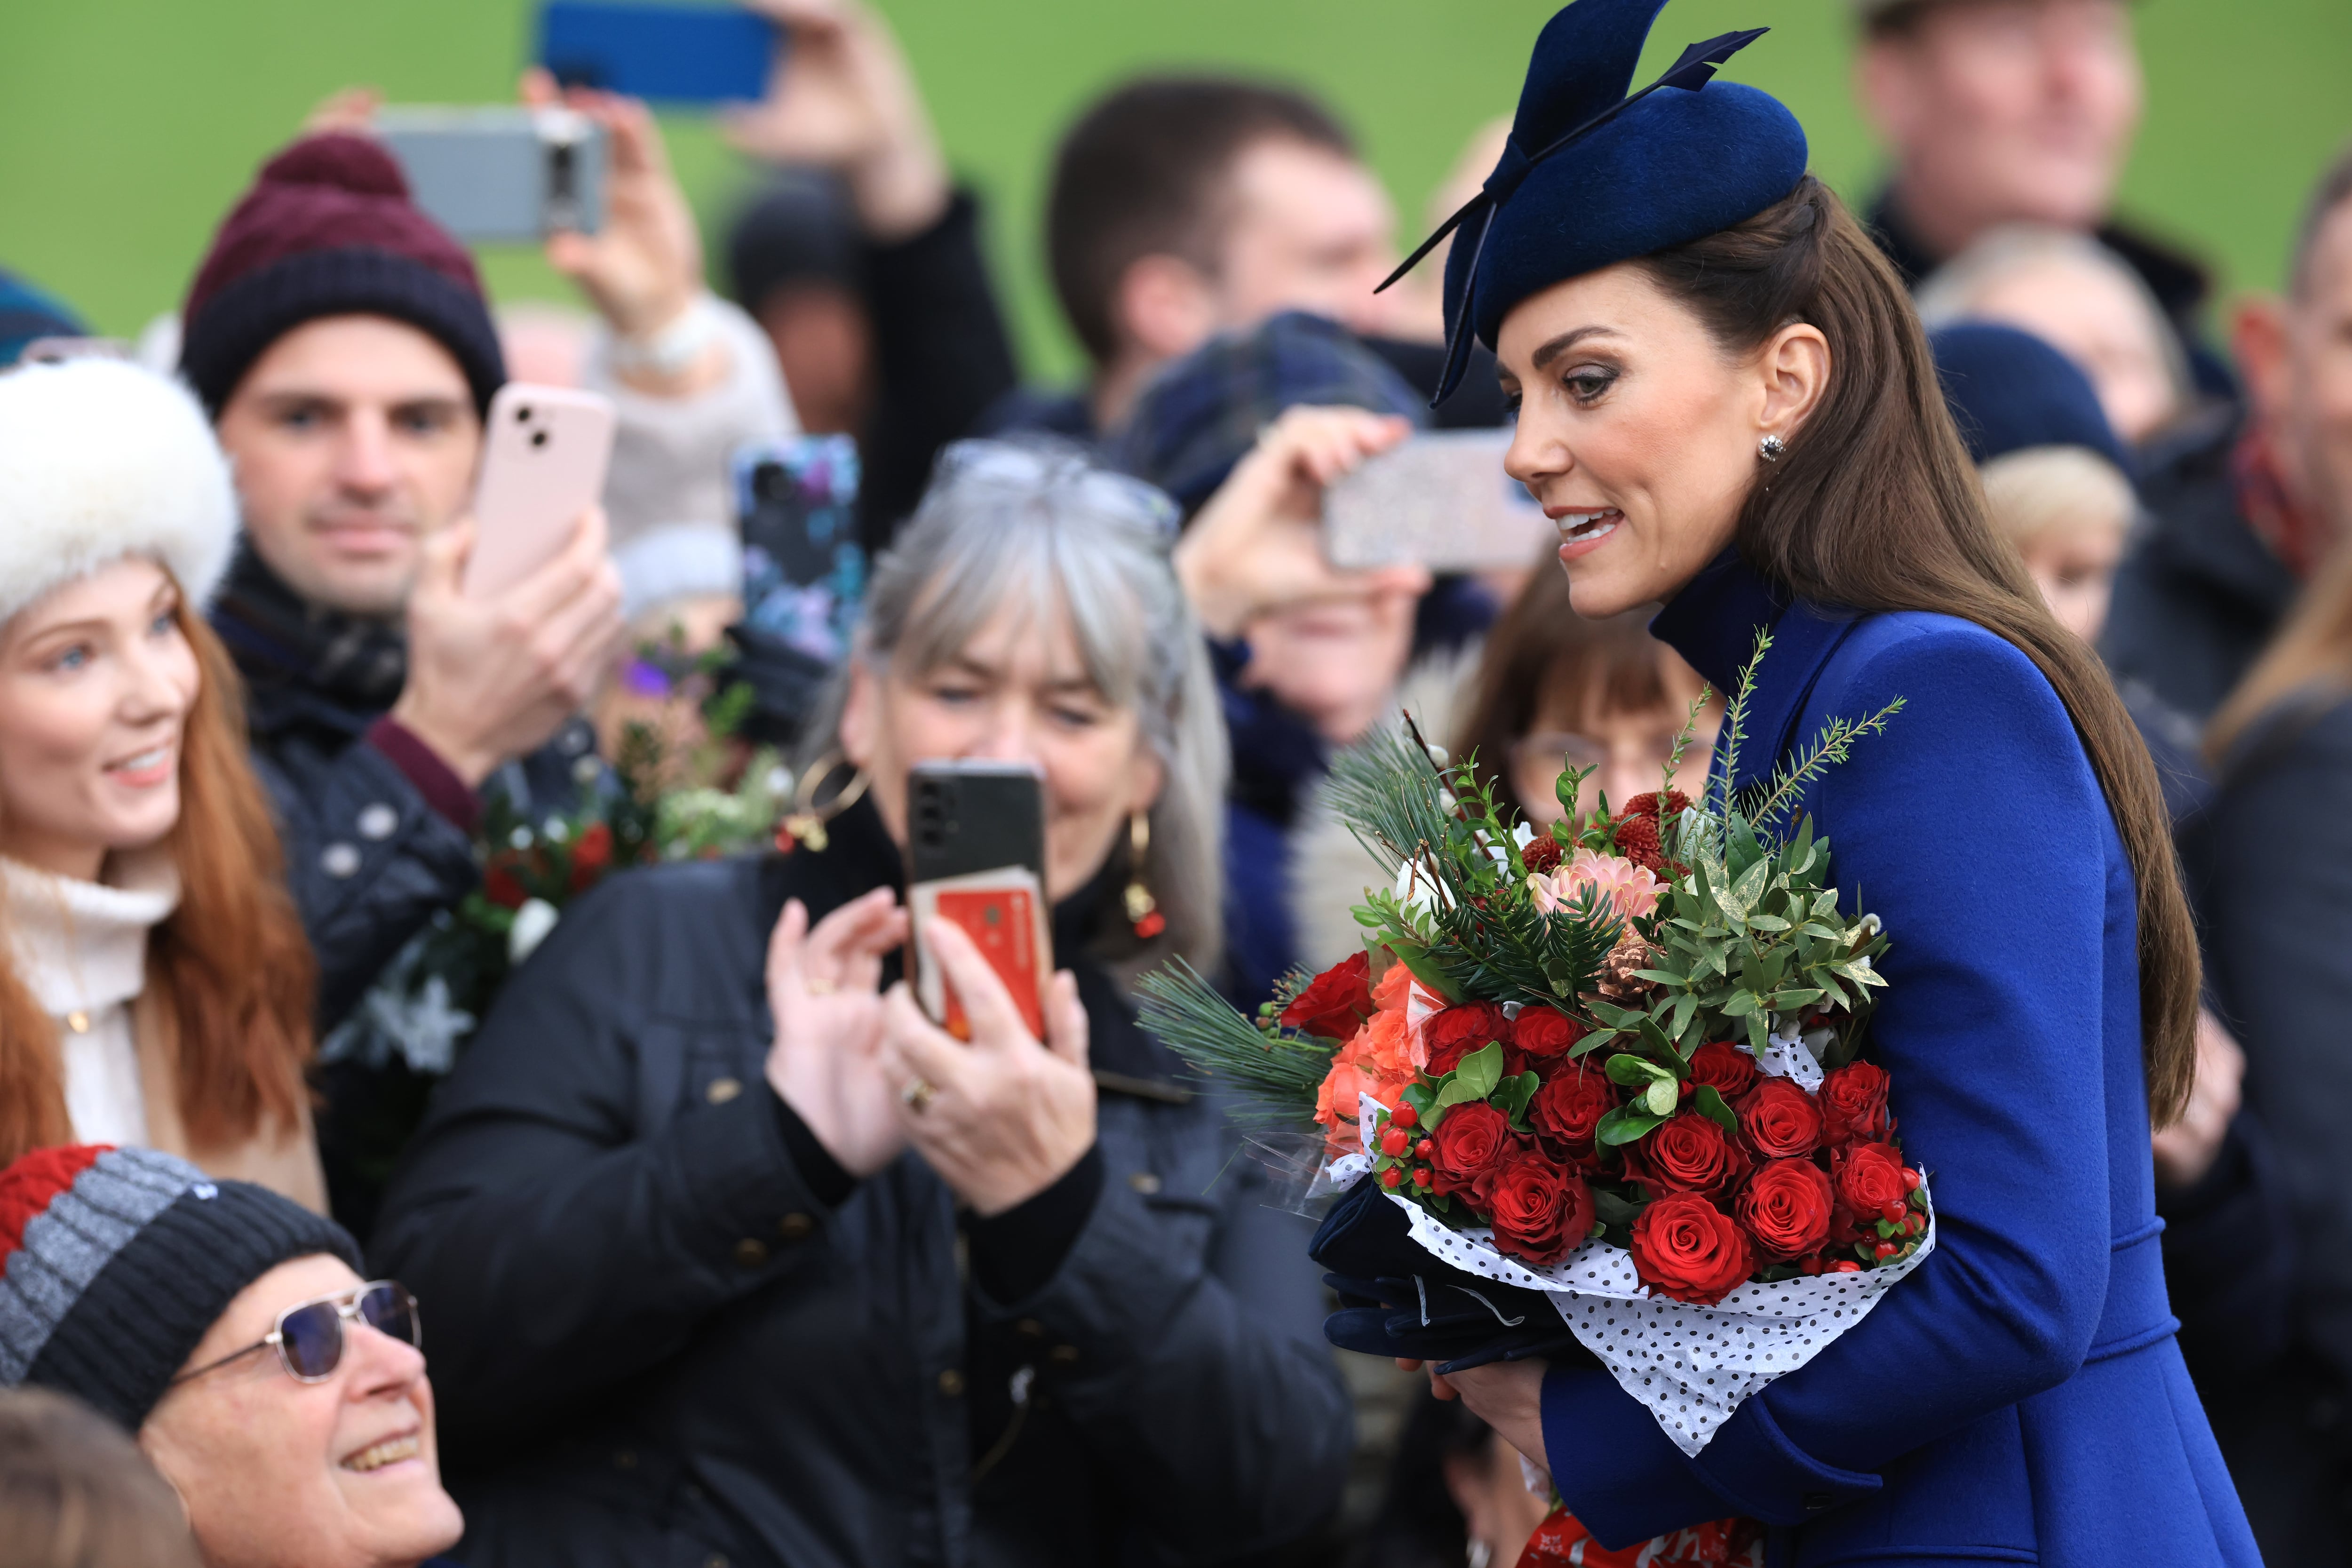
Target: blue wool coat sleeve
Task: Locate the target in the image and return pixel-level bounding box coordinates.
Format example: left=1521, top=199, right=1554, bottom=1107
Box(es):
left=1548, top=618, right=2117, bottom=1542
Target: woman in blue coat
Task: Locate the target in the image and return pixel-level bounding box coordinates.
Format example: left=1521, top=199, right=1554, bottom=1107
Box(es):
left=1392, top=1, right=2259, bottom=1561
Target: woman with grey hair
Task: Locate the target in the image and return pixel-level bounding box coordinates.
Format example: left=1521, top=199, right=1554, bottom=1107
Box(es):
left=371, top=442, right=1351, bottom=1568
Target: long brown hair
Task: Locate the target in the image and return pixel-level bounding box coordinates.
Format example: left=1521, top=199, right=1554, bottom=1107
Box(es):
left=0, top=1386, right=203, bottom=1568
left=1635, top=176, right=2198, bottom=1122
left=0, top=586, right=314, bottom=1162
left=2209, top=544, right=2352, bottom=760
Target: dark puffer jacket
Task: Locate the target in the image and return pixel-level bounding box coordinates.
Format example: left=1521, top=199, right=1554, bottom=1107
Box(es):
left=371, top=799, right=1351, bottom=1568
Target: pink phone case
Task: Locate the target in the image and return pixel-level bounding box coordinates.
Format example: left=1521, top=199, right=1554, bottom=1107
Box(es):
left=463, top=383, right=616, bottom=599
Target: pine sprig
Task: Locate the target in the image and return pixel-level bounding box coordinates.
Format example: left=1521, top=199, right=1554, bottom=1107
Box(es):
left=1741, top=700, right=1907, bottom=835
left=1136, top=961, right=1335, bottom=1128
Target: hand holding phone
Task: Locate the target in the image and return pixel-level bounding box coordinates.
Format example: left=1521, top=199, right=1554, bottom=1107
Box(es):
left=904, top=762, right=1051, bottom=1039
left=465, top=383, right=617, bottom=600
left=1321, top=429, right=1554, bottom=573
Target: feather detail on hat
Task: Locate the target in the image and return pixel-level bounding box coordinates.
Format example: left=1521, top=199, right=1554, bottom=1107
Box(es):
left=0, top=359, right=238, bottom=627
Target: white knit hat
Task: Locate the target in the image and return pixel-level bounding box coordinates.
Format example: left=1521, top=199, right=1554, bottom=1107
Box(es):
left=0, top=358, right=237, bottom=627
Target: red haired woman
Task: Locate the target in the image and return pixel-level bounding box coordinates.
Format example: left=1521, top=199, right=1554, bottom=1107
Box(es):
left=0, top=357, right=318, bottom=1205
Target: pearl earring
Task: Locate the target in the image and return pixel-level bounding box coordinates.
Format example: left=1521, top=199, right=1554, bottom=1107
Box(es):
left=1758, top=434, right=1786, bottom=462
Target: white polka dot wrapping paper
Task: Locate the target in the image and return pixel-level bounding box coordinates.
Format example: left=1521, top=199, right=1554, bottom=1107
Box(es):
left=1341, top=1094, right=1937, bottom=1457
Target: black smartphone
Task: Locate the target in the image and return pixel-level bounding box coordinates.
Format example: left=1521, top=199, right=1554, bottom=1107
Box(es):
left=905, top=762, right=1050, bottom=1040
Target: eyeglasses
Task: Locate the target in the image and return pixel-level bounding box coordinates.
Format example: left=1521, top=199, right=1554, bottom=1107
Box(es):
left=171, top=1281, right=421, bottom=1388
left=933, top=439, right=1182, bottom=541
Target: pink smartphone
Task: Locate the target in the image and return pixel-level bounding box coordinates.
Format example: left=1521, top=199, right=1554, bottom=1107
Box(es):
left=463, top=382, right=616, bottom=599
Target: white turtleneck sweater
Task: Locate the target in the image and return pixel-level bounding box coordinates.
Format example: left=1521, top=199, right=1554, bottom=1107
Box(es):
left=0, top=849, right=180, bottom=1145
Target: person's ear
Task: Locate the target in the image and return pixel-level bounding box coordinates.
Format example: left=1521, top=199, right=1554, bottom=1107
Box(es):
left=1115, top=254, right=1220, bottom=362
left=1757, top=322, right=1831, bottom=443
left=1853, top=36, right=1924, bottom=150
left=2232, top=295, right=2293, bottom=434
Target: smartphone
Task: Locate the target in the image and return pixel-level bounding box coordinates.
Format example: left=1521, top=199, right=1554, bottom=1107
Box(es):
left=464, top=384, right=618, bottom=600
left=906, top=762, right=1051, bottom=1041
left=733, top=436, right=865, bottom=665
left=375, top=106, right=605, bottom=243
left=537, top=0, right=777, bottom=104
left=1321, top=429, right=1555, bottom=573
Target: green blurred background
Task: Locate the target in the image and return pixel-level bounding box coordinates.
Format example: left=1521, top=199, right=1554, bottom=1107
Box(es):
left=3, top=0, right=2347, bottom=383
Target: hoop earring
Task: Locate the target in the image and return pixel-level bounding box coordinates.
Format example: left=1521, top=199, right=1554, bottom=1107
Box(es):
left=776, top=752, right=871, bottom=855
left=1122, top=812, right=1166, bottom=940
left=1758, top=433, right=1786, bottom=463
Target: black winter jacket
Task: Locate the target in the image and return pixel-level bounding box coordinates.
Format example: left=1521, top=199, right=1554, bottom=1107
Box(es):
left=371, top=801, right=1352, bottom=1568
left=2103, top=411, right=2301, bottom=721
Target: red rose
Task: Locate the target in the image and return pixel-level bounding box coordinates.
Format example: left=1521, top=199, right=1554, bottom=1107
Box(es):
left=1624, top=1111, right=1749, bottom=1199
left=1688, top=1042, right=1760, bottom=1102
left=1736, top=1078, right=1824, bottom=1160
left=1521, top=835, right=1565, bottom=874
left=1630, top=1192, right=1755, bottom=1305
left=1510, top=1007, right=1585, bottom=1063
left=1280, top=952, right=1375, bottom=1043
left=1485, top=1154, right=1596, bottom=1266
left=1529, top=1062, right=1616, bottom=1165
left=568, top=821, right=615, bottom=892
left=1832, top=1140, right=1911, bottom=1220
left=1735, top=1158, right=1834, bottom=1260
left=1425, top=1002, right=1510, bottom=1077
left=1818, top=1061, right=1891, bottom=1146
left=1427, top=1101, right=1518, bottom=1203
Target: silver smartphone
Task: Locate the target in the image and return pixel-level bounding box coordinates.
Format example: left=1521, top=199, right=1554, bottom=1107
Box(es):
left=1321, top=429, right=1555, bottom=573
left=374, top=106, right=606, bottom=243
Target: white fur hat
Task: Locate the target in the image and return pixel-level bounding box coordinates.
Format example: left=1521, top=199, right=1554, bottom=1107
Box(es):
left=0, top=358, right=237, bottom=628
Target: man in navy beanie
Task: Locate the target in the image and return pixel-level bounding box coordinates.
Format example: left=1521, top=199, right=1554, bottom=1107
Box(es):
left=183, top=133, right=626, bottom=1239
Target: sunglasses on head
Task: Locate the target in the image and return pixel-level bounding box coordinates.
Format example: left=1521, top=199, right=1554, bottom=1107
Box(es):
left=172, top=1280, right=421, bottom=1388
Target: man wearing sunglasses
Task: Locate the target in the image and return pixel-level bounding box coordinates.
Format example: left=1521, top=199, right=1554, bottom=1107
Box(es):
left=0, top=1144, right=463, bottom=1568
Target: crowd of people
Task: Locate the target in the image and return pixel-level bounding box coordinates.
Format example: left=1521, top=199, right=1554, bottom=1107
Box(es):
left=0, top=0, right=2346, bottom=1563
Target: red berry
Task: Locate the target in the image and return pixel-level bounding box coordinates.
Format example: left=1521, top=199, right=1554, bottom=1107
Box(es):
left=1391, top=1102, right=1418, bottom=1129
left=1382, top=1168, right=1404, bottom=1189
left=1901, top=1167, right=1921, bottom=1189
left=1379, top=1126, right=1409, bottom=1157
left=1799, top=1255, right=1823, bottom=1276
left=1415, top=1139, right=1434, bottom=1160
left=1879, top=1199, right=1906, bottom=1224
left=1832, top=1260, right=1862, bottom=1273
left=1906, top=1212, right=1924, bottom=1235
left=1874, top=1241, right=1898, bottom=1259
left=1413, top=1168, right=1433, bottom=1188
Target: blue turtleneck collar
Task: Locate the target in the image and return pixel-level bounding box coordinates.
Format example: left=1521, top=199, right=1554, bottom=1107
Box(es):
left=1646, top=548, right=1792, bottom=694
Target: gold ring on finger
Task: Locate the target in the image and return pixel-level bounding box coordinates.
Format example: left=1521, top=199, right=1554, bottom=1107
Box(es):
left=804, top=977, right=836, bottom=996
left=899, top=1076, right=936, bottom=1113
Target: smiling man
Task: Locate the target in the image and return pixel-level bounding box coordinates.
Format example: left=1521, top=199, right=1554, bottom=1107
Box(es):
left=0, top=1143, right=463, bottom=1568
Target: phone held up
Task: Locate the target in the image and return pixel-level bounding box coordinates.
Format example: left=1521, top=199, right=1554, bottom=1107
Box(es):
left=464, top=384, right=618, bottom=600
left=538, top=0, right=778, bottom=105
left=905, top=762, right=1051, bottom=1043
left=734, top=435, right=866, bottom=666
left=374, top=106, right=607, bottom=244
left=1320, top=428, right=1554, bottom=574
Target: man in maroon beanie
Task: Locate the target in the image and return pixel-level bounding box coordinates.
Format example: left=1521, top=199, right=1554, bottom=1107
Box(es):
left=185, top=131, right=627, bottom=1235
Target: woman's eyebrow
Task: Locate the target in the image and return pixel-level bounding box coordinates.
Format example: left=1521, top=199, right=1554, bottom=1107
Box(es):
left=1531, top=325, right=1623, bottom=372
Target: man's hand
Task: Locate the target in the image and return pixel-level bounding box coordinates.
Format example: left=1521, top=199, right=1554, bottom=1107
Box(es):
left=389, top=508, right=624, bottom=787
left=764, top=889, right=911, bottom=1178
left=1174, top=406, right=1430, bottom=641
left=2153, top=1008, right=2246, bottom=1190
left=723, top=0, right=950, bottom=242
left=519, top=73, right=725, bottom=394
left=1410, top=1357, right=1551, bottom=1472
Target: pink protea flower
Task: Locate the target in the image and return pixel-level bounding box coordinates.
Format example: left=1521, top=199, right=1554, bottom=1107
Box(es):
left=1529, top=847, right=1661, bottom=922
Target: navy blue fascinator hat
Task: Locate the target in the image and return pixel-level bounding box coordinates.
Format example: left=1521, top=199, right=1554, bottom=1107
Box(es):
left=1385, top=0, right=1808, bottom=403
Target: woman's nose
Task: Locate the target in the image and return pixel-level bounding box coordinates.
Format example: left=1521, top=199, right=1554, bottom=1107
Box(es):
left=119, top=641, right=194, bottom=724
left=1502, top=416, right=1562, bottom=492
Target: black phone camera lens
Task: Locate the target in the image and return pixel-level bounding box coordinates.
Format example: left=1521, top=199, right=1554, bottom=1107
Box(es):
left=516, top=405, right=532, bottom=423
left=530, top=430, right=549, bottom=448
left=751, top=461, right=791, bottom=505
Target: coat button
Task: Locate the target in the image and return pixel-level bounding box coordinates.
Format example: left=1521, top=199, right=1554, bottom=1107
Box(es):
left=1049, top=1345, right=1080, bottom=1366
left=1127, top=1171, right=1162, bottom=1194
left=356, top=803, right=399, bottom=840
left=938, top=1369, right=966, bottom=1396
left=777, top=1212, right=814, bottom=1242
left=705, top=1076, right=742, bottom=1105
left=1014, top=1318, right=1045, bottom=1341
left=320, top=843, right=361, bottom=878
left=732, top=1238, right=769, bottom=1268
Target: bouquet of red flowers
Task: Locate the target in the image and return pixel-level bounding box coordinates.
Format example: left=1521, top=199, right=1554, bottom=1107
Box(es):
left=1141, top=633, right=1929, bottom=1457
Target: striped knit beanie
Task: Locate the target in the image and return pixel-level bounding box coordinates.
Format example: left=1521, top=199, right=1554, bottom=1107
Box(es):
left=0, top=1146, right=360, bottom=1432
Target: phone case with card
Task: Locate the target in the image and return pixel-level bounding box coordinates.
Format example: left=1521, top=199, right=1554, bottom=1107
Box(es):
left=905, top=763, right=1051, bottom=1040
left=465, top=383, right=617, bottom=600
